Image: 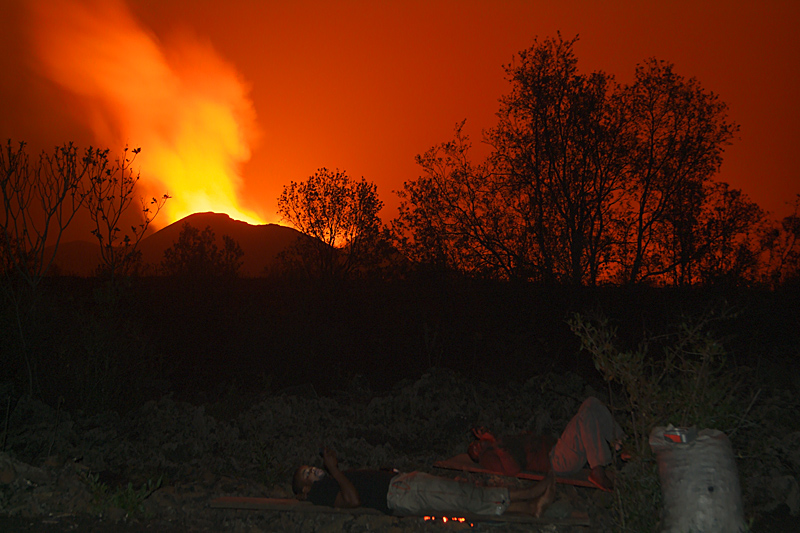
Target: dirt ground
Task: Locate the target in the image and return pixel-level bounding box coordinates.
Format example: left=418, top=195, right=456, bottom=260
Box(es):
left=1, top=371, right=796, bottom=532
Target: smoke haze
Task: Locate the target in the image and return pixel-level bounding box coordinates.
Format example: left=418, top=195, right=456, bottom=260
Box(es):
left=26, top=0, right=263, bottom=227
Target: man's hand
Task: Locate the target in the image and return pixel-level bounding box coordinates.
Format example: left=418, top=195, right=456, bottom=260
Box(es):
left=319, top=446, right=360, bottom=508
left=321, top=447, right=339, bottom=472
left=472, top=427, right=496, bottom=441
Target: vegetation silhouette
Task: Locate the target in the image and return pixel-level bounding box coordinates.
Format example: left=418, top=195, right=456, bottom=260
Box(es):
left=277, top=167, right=385, bottom=283
left=160, top=221, right=244, bottom=281
left=393, top=35, right=796, bottom=286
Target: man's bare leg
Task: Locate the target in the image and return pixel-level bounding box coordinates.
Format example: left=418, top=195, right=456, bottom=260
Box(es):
left=507, top=471, right=553, bottom=501
left=505, top=471, right=556, bottom=517
left=533, top=471, right=557, bottom=517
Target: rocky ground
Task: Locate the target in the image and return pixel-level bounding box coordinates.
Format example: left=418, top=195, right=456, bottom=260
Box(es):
left=1, top=370, right=797, bottom=532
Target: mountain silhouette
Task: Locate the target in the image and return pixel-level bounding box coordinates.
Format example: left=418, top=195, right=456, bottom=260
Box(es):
left=50, top=212, right=305, bottom=277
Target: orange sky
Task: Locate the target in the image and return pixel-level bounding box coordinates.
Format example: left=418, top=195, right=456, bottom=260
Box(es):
left=1, top=0, right=798, bottom=234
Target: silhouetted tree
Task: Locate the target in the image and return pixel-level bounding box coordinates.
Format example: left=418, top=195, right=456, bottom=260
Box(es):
left=277, top=168, right=383, bottom=280
left=394, top=35, right=755, bottom=287
left=160, top=223, right=244, bottom=280
left=1, top=140, right=104, bottom=394
left=396, top=35, right=627, bottom=284
left=488, top=34, right=627, bottom=284
left=83, top=145, right=169, bottom=280
left=394, top=123, right=509, bottom=276
left=1, top=141, right=96, bottom=284
left=615, top=58, right=739, bottom=284
left=759, top=195, right=800, bottom=286
left=692, top=183, right=766, bottom=285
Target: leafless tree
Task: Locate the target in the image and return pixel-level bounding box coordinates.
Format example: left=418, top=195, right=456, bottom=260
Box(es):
left=83, top=146, right=169, bottom=280
left=1, top=141, right=100, bottom=393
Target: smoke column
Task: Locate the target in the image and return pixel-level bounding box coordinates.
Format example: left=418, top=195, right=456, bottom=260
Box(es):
left=28, top=0, right=264, bottom=227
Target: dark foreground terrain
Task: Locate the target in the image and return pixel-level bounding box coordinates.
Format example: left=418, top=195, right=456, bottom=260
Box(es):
left=1, top=369, right=798, bottom=532
left=2, top=278, right=798, bottom=530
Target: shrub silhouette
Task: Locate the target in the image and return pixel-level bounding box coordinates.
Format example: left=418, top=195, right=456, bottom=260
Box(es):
left=160, top=222, right=244, bottom=280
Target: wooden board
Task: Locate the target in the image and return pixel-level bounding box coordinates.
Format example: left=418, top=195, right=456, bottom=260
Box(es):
left=434, top=453, right=597, bottom=489
left=209, top=496, right=591, bottom=526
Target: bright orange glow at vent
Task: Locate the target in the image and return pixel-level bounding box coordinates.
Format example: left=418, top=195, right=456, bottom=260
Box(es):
left=29, top=0, right=264, bottom=228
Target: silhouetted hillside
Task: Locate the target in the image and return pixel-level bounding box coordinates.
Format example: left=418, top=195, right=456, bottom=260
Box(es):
left=50, top=212, right=304, bottom=277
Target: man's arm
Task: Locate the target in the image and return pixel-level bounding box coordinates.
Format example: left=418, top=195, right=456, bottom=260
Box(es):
left=322, top=447, right=361, bottom=508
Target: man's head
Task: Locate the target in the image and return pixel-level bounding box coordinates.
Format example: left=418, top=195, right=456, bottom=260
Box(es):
left=468, top=427, right=497, bottom=462
left=292, top=465, right=326, bottom=499
left=468, top=439, right=485, bottom=462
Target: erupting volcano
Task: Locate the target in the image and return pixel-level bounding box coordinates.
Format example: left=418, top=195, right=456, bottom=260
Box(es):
left=28, top=0, right=264, bottom=228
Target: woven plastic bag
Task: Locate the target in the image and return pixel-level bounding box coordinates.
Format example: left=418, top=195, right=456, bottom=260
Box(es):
left=650, top=425, right=746, bottom=532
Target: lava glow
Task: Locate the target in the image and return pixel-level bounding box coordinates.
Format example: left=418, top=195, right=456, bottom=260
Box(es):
left=28, top=0, right=265, bottom=227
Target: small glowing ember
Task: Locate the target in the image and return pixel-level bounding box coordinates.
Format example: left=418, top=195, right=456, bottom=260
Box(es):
left=423, top=515, right=473, bottom=526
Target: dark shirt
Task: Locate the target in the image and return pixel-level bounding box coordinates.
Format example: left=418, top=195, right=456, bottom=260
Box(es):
left=307, top=469, right=397, bottom=514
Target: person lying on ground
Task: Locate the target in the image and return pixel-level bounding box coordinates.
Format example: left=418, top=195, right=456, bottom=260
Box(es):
left=293, top=446, right=556, bottom=518
left=467, top=396, right=625, bottom=492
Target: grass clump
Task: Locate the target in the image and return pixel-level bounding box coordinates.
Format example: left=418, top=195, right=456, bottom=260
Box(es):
left=87, top=472, right=163, bottom=518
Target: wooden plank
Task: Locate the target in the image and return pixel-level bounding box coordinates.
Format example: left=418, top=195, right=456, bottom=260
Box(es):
left=433, top=453, right=597, bottom=489
left=209, top=496, right=590, bottom=526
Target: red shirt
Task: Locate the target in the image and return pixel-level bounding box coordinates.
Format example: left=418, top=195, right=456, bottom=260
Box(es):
left=475, top=433, right=556, bottom=475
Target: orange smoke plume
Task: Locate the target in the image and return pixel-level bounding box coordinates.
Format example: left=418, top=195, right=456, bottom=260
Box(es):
left=28, top=0, right=265, bottom=228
